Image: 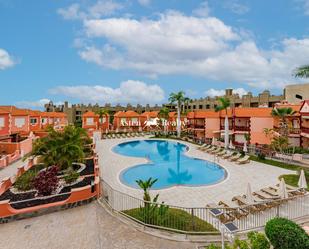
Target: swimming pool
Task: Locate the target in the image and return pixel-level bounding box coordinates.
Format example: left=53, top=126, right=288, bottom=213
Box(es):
left=113, top=140, right=227, bottom=189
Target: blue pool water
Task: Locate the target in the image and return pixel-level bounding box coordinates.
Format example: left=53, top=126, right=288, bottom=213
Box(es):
left=113, top=140, right=227, bottom=189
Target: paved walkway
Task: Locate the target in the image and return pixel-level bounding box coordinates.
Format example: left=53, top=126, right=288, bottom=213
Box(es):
left=0, top=202, right=197, bottom=249
left=97, top=137, right=295, bottom=207
left=0, top=158, right=26, bottom=181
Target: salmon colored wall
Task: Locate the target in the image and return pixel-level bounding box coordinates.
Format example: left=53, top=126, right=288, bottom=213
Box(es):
left=11, top=116, right=29, bottom=134
left=205, top=118, right=220, bottom=138
left=0, top=114, right=10, bottom=136
left=29, top=115, right=41, bottom=132
left=250, top=117, right=273, bottom=144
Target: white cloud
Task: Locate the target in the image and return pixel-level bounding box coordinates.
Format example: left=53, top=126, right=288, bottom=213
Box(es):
left=223, top=0, right=250, bottom=15
left=49, top=80, right=165, bottom=105
left=16, top=98, right=60, bottom=109
left=193, top=1, right=211, bottom=17
left=76, top=11, right=309, bottom=89
left=0, top=48, right=15, bottom=70
left=57, top=1, right=123, bottom=20
left=138, top=0, right=151, bottom=6
left=298, top=0, right=309, bottom=15
left=205, top=88, right=248, bottom=97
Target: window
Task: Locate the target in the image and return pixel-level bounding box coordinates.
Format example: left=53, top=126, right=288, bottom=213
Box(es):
left=199, top=105, right=203, bottom=109
left=30, top=118, right=37, bottom=125
left=100, top=117, right=106, bottom=123
left=41, top=118, right=47, bottom=124
left=206, top=105, right=210, bottom=109
left=15, top=117, right=25, bottom=128
left=86, top=118, right=94, bottom=125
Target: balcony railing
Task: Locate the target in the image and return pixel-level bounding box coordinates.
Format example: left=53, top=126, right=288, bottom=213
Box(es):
left=301, top=127, right=309, bottom=134
left=234, top=126, right=250, bottom=131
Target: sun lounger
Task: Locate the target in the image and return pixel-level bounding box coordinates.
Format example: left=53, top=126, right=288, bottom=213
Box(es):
left=229, top=153, right=241, bottom=162
left=210, top=148, right=221, bottom=154
left=111, top=134, right=116, bottom=139
left=222, top=151, right=233, bottom=159
left=231, top=196, right=261, bottom=213
left=206, top=146, right=218, bottom=153
left=198, top=144, right=209, bottom=150
left=236, top=155, right=250, bottom=164
left=201, top=145, right=214, bottom=152
left=206, top=203, right=236, bottom=223
left=217, top=150, right=227, bottom=156
left=218, top=200, right=249, bottom=219
left=253, top=190, right=280, bottom=200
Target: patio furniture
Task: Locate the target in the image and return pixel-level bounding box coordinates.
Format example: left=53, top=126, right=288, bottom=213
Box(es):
left=207, top=203, right=236, bottom=224
left=210, top=147, right=221, bottom=155
left=205, top=146, right=217, bottom=153
left=231, top=196, right=261, bottom=213
left=222, top=151, right=234, bottom=159
left=201, top=145, right=214, bottom=151
left=229, top=153, right=241, bottom=162
left=218, top=200, right=249, bottom=219
left=198, top=144, right=209, bottom=150
left=236, top=155, right=250, bottom=164
left=111, top=134, right=116, bottom=139
left=216, top=150, right=227, bottom=156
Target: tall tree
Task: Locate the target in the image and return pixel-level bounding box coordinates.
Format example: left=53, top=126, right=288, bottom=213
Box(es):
left=271, top=107, right=296, bottom=137
left=169, top=91, right=186, bottom=138
left=159, top=107, right=170, bottom=135
left=294, top=65, right=309, bottom=78
left=215, top=97, right=231, bottom=149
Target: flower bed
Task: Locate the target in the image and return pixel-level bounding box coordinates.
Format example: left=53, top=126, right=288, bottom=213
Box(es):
left=0, top=157, right=99, bottom=221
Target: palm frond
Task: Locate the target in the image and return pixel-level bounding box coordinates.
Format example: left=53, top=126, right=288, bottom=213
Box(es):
left=294, top=65, right=309, bottom=78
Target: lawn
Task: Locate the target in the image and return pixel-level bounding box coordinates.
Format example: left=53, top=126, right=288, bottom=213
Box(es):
left=123, top=207, right=218, bottom=233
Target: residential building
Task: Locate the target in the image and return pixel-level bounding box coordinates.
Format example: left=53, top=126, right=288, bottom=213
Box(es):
left=113, top=111, right=142, bottom=132
left=45, top=101, right=162, bottom=124
left=183, top=83, right=309, bottom=111
left=82, top=111, right=109, bottom=135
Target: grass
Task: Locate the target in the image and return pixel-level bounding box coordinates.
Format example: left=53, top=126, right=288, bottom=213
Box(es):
left=124, top=207, right=218, bottom=233
left=249, top=155, right=301, bottom=171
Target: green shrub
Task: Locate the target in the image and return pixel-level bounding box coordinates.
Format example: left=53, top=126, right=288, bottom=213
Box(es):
left=248, top=231, right=270, bottom=249
left=206, top=244, right=220, bottom=249
left=265, top=218, right=309, bottom=249
left=233, top=238, right=249, bottom=249
left=14, top=170, right=37, bottom=191
left=64, top=168, right=80, bottom=184
left=257, top=153, right=265, bottom=160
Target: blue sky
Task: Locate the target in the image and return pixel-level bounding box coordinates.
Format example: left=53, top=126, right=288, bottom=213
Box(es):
left=0, top=0, right=309, bottom=109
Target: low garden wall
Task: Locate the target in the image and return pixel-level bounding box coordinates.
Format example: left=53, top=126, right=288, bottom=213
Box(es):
left=0, top=155, right=100, bottom=223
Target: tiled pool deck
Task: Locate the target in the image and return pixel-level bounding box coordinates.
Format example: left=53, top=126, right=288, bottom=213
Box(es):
left=97, top=137, right=295, bottom=207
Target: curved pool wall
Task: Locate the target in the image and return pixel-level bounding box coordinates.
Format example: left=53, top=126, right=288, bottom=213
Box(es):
left=113, top=140, right=227, bottom=189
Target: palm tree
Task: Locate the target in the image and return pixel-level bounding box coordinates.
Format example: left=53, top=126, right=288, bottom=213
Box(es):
left=294, top=65, right=309, bottom=78
left=159, top=107, right=170, bottom=135
left=215, top=97, right=231, bottom=149
left=136, top=177, right=158, bottom=203
left=29, top=125, right=92, bottom=170
left=169, top=91, right=186, bottom=138
left=95, top=108, right=108, bottom=125
left=271, top=107, right=296, bottom=137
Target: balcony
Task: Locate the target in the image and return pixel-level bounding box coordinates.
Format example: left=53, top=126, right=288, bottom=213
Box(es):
left=289, top=128, right=301, bottom=135
left=301, top=127, right=309, bottom=134
left=234, top=125, right=250, bottom=132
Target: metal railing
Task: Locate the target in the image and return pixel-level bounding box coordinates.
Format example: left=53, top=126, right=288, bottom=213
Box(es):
left=100, top=180, right=309, bottom=234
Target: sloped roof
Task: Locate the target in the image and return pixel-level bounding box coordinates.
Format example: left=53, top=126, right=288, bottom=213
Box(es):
left=117, top=111, right=140, bottom=117
left=83, top=111, right=99, bottom=118
left=140, top=111, right=159, bottom=118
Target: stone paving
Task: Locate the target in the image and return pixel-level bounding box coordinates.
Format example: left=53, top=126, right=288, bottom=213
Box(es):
left=0, top=158, right=26, bottom=181
left=97, top=137, right=295, bottom=207
left=0, top=202, right=197, bottom=249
